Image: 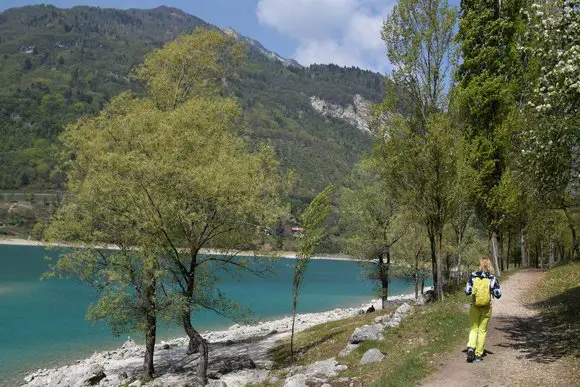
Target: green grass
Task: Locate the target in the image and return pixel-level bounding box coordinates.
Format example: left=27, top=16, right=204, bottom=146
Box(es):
left=266, top=292, right=473, bottom=387
left=269, top=308, right=396, bottom=369
left=532, top=261, right=580, bottom=379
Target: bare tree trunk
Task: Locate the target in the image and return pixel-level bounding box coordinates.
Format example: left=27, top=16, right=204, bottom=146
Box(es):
left=456, top=232, right=463, bottom=286
left=507, top=231, right=512, bottom=270
left=521, top=225, right=528, bottom=267
left=499, top=232, right=505, bottom=272
left=143, top=314, right=156, bottom=381
left=183, top=311, right=208, bottom=385
left=290, top=286, right=298, bottom=357
left=421, top=271, right=425, bottom=295
left=379, top=250, right=390, bottom=309
left=428, top=232, right=439, bottom=299
left=563, top=207, right=579, bottom=260
left=142, top=277, right=157, bottom=381
left=414, top=252, right=419, bottom=299
left=436, top=233, right=444, bottom=300
left=549, top=235, right=555, bottom=268
left=490, top=231, right=501, bottom=276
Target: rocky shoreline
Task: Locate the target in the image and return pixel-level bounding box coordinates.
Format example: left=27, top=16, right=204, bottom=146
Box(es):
left=21, top=293, right=422, bottom=387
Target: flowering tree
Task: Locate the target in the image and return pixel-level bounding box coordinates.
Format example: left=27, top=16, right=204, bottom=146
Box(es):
left=520, top=0, right=580, bottom=258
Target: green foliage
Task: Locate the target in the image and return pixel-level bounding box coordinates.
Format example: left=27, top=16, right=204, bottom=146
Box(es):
left=135, top=27, right=244, bottom=110
left=290, top=185, right=333, bottom=355
left=340, top=161, right=405, bottom=261
left=382, top=0, right=457, bottom=130
left=518, top=1, right=580, bottom=209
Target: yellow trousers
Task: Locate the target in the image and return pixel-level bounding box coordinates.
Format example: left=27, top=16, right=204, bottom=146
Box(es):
left=467, top=305, right=492, bottom=357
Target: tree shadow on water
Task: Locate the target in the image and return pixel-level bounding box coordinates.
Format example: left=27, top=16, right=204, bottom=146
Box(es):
left=495, top=286, right=580, bottom=363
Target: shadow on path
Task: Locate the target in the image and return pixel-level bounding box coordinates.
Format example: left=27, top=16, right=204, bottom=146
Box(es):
left=495, top=286, right=580, bottom=363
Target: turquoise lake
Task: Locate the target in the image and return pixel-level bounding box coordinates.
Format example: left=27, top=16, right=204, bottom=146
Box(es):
left=0, top=244, right=418, bottom=386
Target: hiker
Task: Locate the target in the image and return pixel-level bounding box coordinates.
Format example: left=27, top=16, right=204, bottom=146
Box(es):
left=465, top=258, right=501, bottom=363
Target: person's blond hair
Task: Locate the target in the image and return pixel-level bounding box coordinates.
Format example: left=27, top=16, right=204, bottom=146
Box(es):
left=479, top=258, right=494, bottom=274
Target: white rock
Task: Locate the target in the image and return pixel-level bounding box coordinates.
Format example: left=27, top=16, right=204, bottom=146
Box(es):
left=349, top=324, right=384, bottom=343
left=284, top=373, right=308, bottom=387
left=395, top=302, right=412, bottom=317
left=310, top=95, right=375, bottom=133
left=374, top=313, right=392, bottom=325
left=338, top=343, right=359, bottom=357
left=305, top=358, right=339, bottom=378
left=360, top=348, right=386, bottom=365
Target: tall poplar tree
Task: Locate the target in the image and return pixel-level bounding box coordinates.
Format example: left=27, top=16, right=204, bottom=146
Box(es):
left=455, top=0, right=527, bottom=273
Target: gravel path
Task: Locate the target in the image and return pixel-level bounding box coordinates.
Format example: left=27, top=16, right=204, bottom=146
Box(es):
left=421, top=270, right=577, bottom=387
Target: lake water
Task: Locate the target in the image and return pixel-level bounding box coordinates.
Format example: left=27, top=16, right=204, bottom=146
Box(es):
left=0, top=244, right=418, bottom=385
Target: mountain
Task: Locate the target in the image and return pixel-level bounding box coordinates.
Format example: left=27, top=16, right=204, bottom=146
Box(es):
left=0, top=5, right=385, bottom=204
left=222, top=27, right=302, bottom=68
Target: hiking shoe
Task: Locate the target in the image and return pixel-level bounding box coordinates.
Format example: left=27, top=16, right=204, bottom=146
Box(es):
left=466, top=348, right=475, bottom=363
left=475, top=356, right=482, bottom=362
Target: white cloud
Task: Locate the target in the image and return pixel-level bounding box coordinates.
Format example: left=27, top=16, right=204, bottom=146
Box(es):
left=256, top=0, right=394, bottom=73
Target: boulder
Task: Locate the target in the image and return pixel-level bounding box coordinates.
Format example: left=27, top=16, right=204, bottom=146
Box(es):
left=306, top=358, right=338, bottom=378
left=338, top=344, right=359, bottom=357
left=389, top=315, right=402, bottom=328
left=374, top=313, right=392, bottom=325
left=388, top=302, right=413, bottom=328
left=395, top=302, right=412, bottom=317
left=349, top=324, right=384, bottom=343
left=284, top=373, right=308, bottom=387
left=360, top=348, right=386, bottom=365
left=82, top=364, right=106, bottom=386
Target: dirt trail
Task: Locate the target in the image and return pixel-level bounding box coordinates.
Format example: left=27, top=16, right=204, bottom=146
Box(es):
left=421, top=270, right=577, bottom=387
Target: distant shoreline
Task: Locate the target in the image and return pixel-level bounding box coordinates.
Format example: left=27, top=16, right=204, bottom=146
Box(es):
left=0, top=237, right=357, bottom=261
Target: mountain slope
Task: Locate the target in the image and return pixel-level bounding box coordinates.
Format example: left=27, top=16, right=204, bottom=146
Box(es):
left=0, top=5, right=384, bottom=200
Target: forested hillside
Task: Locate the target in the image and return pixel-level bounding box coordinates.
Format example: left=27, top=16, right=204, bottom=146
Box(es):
left=0, top=5, right=383, bottom=199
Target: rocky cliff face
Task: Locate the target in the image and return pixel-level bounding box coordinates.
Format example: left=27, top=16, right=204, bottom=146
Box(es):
left=310, top=94, right=373, bottom=134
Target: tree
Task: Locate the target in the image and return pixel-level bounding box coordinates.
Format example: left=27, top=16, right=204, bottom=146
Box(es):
left=447, top=131, right=481, bottom=281
left=375, top=114, right=461, bottom=300
left=455, top=0, right=527, bottom=275
left=520, top=0, right=580, bottom=259
left=381, top=0, right=457, bottom=133
left=340, top=162, right=407, bottom=309
left=290, top=185, right=333, bottom=358
left=46, top=29, right=288, bottom=385
left=379, top=0, right=457, bottom=300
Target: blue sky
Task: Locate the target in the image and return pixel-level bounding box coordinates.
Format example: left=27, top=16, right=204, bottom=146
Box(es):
left=0, top=0, right=457, bottom=74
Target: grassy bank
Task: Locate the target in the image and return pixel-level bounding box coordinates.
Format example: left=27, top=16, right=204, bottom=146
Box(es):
left=532, top=261, right=580, bottom=379
left=260, top=290, right=473, bottom=387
